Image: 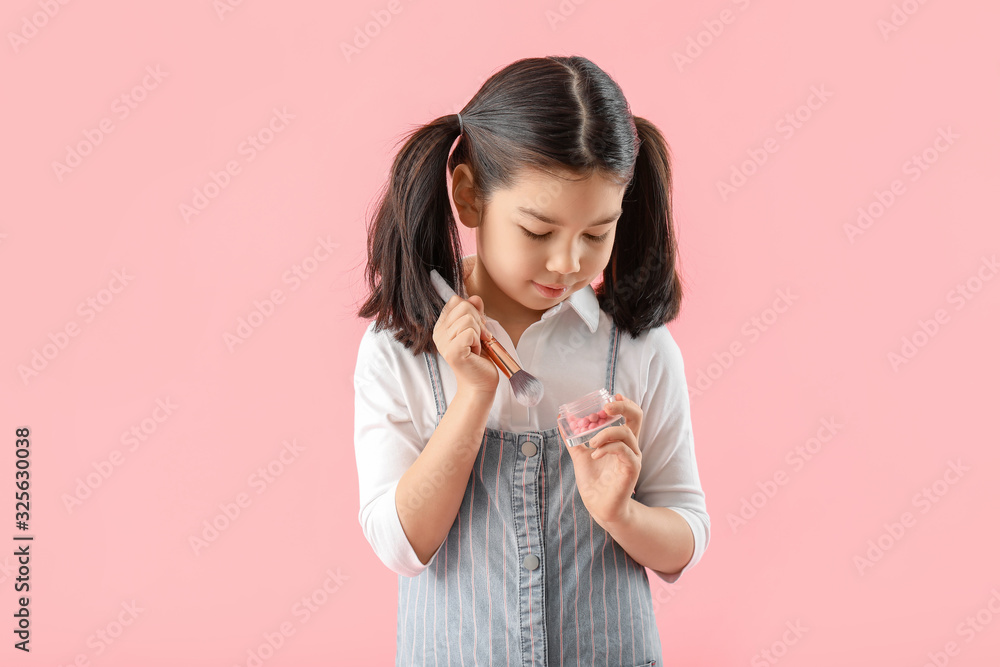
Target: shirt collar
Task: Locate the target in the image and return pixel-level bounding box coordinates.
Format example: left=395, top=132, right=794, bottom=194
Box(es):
left=540, top=284, right=600, bottom=333
left=458, top=256, right=600, bottom=334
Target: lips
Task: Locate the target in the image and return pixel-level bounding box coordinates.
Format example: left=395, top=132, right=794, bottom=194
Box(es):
left=533, top=281, right=569, bottom=298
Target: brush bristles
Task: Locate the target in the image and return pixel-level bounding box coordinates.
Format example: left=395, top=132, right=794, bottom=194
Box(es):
left=509, top=370, right=544, bottom=407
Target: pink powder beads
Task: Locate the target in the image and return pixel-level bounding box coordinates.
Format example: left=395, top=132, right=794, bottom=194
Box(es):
left=567, top=409, right=610, bottom=435
left=557, top=389, right=624, bottom=448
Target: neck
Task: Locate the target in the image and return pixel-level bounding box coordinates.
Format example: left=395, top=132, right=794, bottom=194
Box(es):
left=462, top=256, right=544, bottom=333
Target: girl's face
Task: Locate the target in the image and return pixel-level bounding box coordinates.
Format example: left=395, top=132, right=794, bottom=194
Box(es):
left=453, top=164, right=626, bottom=328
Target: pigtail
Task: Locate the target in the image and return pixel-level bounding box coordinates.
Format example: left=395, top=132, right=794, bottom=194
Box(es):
left=359, top=57, right=682, bottom=347
left=357, top=115, right=465, bottom=355
left=597, top=115, right=683, bottom=336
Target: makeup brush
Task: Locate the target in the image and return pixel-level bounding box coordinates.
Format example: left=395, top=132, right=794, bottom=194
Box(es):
left=429, top=269, right=544, bottom=408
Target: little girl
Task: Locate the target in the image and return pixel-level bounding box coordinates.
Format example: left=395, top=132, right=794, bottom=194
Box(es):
left=354, top=55, right=709, bottom=667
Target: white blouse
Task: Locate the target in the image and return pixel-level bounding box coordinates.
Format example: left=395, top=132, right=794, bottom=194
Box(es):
left=353, top=282, right=710, bottom=584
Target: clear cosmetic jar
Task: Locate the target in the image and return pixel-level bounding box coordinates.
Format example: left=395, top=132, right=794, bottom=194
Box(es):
left=557, top=388, right=624, bottom=448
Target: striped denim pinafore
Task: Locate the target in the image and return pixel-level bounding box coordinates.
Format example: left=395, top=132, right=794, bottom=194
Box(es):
left=397, top=320, right=662, bottom=666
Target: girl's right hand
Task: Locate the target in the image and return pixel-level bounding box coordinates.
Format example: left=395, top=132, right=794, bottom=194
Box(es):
left=433, top=294, right=499, bottom=398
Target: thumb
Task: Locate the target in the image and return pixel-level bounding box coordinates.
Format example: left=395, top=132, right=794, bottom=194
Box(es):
left=467, top=294, right=486, bottom=315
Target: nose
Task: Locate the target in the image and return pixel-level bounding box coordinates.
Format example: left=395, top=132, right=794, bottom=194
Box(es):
left=546, top=240, right=580, bottom=276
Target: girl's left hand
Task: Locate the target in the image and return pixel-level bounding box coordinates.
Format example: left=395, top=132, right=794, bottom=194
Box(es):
left=564, top=393, right=643, bottom=527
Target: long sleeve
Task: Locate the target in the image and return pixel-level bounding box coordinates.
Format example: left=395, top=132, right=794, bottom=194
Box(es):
left=353, top=326, right=436, bottom=577
left=631, top=325, right=711, bottom=584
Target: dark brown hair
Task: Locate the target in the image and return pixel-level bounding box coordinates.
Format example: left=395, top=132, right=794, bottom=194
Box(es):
left=357, top=55, right=683, bottom=355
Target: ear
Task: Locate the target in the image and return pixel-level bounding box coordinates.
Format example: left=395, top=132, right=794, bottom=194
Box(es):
left=451, top=164, right=482, bottom=229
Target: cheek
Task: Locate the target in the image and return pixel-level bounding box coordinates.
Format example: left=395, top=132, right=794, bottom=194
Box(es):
left=496, top=233, right=541, bottom=278
left=583, top=245, right=614, bottom=278
left=511, top=248, right=541, bottom=278
left=513, top=236, right=546, bottom=261
left=586, top=242, right=613, bottom=266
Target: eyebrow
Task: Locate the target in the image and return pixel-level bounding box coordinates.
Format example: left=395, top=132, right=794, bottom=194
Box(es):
left=517, top=206, right=622, bottom=228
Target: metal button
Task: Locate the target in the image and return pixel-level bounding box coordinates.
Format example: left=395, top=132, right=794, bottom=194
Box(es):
left=523, top=554, right=539, bottom=570
left=521, top=440, right=537, bottom=457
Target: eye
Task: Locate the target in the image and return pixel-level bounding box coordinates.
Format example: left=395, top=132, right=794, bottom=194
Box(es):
left=519, top=227, right=612, bottom=242
left=520, top=227, right=550, bottom=240
left=585, top=231, right=612, bottom=243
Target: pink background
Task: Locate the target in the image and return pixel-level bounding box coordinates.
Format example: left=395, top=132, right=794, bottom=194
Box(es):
left=3, top=0, right=999, bottom=664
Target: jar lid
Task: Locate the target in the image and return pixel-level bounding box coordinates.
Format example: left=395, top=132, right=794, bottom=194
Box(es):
left=558, top=388, right=612, bottom=416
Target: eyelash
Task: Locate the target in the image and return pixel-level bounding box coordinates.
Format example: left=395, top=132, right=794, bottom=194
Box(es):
left=520, top=228, right=611, bottom=243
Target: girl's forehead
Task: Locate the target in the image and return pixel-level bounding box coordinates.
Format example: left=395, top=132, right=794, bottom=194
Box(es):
left=502, top=168, right=626, bottom=207
left=509, top=165, right=592, bottom=187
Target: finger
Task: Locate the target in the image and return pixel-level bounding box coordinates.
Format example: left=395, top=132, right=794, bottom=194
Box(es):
left=448, top=312, right=482, bottom=340
left=591, top=441, right=637, bottom=461
left=592, top=442, right=624, bottom=459
left=605, top=395, right=636, bottom=417
left=464, top=295, right=486, bottom=323
left=590, top=425, right=640, bottom=458
left=586, top=425, right=631, bottom=450
left=444, top=299, right=482, bottom=328
left=459, top=327, right=481, bottom=357
left=465, top=295, right=493, bottom=340
left=439, top=294, right=463, bottom=317
left=605, top=396, right=642, bottom=431
left=444, top=313, right=482, bottom=354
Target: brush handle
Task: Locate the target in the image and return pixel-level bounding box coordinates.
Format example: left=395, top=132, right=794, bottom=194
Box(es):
left=429, top=269, right=521, bottom=379
left=481, top=339, right=516, bottom=380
